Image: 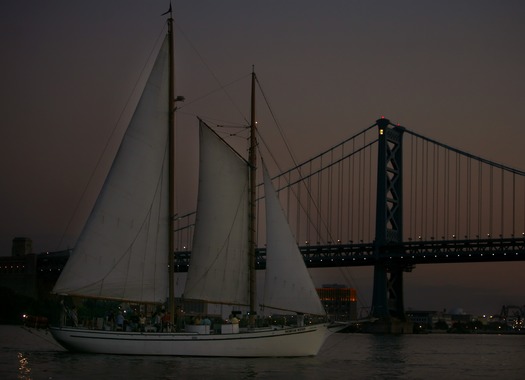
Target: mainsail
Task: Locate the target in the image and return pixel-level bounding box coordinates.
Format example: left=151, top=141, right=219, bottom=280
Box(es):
left=262, top=164, right=326, bottom=316
left=52, top=38, right=171, bottom=304
left=183, top=121, right=250, bottom=306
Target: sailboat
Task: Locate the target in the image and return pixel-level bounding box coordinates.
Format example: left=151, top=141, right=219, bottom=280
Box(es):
left=49, top=11, right=339, bottom=357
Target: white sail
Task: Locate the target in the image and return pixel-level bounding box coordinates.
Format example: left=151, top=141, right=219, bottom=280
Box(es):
left=183, top=121, right=250, bottom=306
left=52, top=38, right=171, bottom=304
left=262, top=164, right=326, bottom=316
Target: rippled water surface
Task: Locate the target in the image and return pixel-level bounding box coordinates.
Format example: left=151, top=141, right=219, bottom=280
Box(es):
left=1, top=326, right=524, bottom=379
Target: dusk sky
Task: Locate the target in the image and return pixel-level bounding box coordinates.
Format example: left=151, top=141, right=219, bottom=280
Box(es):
left=1, top=0, right=524, bottom=315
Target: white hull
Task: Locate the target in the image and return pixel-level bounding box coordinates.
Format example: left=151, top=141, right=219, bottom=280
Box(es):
left=50, top=324, right=331, bottom=357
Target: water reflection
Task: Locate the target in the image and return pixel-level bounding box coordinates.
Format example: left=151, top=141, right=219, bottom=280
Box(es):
left=17, top=352, right=31, bottom=380
left=367, top=335, right=408, bottom=379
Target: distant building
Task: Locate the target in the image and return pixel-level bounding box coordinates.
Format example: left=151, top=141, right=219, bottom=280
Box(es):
left=11, top=237, right=33, bottom=257
left=0, top=237, right=69, bottom=300
left=406, top=310, right=466, bottom=330
left=317, top=284, right=357, bottom=321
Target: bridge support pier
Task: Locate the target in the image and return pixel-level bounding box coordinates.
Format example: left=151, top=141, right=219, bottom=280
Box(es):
left=369, top=118, right=412, bottom=333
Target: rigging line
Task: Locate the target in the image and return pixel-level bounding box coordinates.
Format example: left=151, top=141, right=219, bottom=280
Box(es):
left=337, top=266, right=369, bottom=312
left=174, top=22, right=249, bottom=124
left=262, top=135, right=379, bottom=245
left=258, top=136, right=378, bottom=245
left=271, top=140, right=377, bottom=189
left=258, top=73, right=353, bottom=245
left=177, top=74, right=250, bottom=111
left=259, top=70, right=377, bottom=175
left=276, top=125, right=377, bottom=179
left=254, top=75, right=332, bottom=242
left=56, top=23, right=167, bottom=251
left=255, top=142, right=323, bottom=244
left=255, top=75, right=299, bottom=169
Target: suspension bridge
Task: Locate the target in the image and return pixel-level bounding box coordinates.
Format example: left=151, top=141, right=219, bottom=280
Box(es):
left=174, top=117, right=525, bottom=332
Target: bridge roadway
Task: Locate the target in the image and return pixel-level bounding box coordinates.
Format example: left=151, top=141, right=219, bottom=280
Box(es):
left=174, top=237, right=525, bottom=272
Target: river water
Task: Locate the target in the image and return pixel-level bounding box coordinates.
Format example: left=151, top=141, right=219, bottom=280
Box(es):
left=1, top=325, right=524, bottom=379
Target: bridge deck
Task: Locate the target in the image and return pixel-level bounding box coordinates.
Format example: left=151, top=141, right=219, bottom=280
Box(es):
left=174, top=237, right=525, bottom=272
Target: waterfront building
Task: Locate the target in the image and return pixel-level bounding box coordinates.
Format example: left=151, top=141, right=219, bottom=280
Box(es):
left=317, top=284, right=357, bottom=321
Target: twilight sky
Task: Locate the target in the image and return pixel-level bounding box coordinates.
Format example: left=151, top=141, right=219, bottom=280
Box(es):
left=1, top=0, right=524, bottom=315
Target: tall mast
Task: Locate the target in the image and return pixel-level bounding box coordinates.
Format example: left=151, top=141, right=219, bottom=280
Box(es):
left=167, top=10, right=176, bottom=327
left=248, top=68, right=257, bottom=325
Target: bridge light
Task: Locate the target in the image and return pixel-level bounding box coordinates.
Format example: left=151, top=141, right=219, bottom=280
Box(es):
left=452, top=234, right=456, bottom=239
left=379, top=128, right=384, bottom=135
left=487, top=233, right=491, bottom=237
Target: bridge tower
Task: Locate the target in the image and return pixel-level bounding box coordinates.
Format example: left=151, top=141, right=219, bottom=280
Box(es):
left=370, top=118, right=412, bottom=332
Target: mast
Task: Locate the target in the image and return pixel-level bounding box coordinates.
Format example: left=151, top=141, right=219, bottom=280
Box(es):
left=167, top=10, right=176, bottom=327
left=248, top=68, right=257, bottom=325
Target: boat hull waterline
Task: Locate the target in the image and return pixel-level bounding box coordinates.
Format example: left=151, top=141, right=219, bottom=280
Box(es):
left=50, top=324, right=330, bottom=357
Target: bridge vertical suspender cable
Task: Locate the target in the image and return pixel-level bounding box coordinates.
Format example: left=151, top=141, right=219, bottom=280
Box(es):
left=501, top=169, right=505, bottom=236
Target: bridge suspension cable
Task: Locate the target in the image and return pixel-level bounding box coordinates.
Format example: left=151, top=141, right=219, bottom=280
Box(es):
left=404, top=128, right=525, bottom=242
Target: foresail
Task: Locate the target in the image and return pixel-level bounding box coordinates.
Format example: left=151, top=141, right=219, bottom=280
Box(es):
left=262, top=164, right=326, bottom=316
left=52, top=38, right=171, bottom=304
left=183, top=121, right=250, bottom=306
